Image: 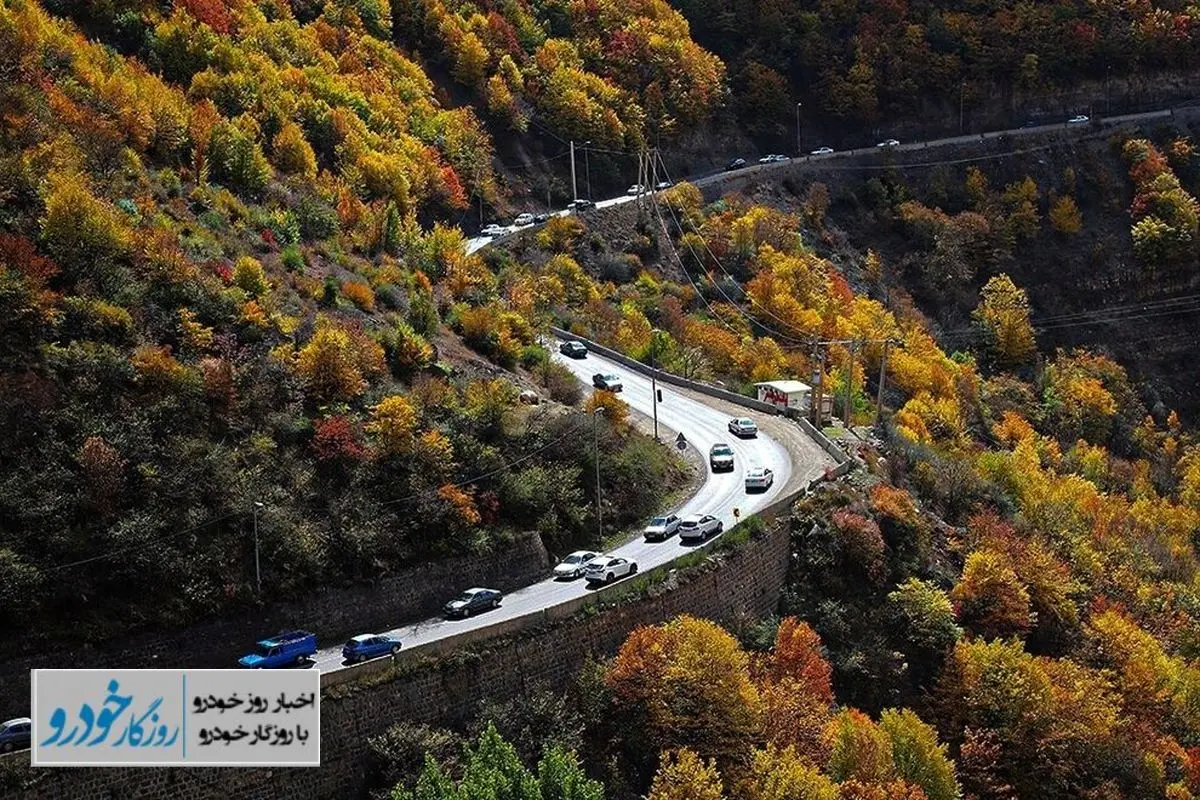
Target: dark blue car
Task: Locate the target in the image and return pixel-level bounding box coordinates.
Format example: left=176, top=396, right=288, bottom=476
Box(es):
left=342, top=633, right=402, bottom=663
left=0, top=717, right=31, bottom=753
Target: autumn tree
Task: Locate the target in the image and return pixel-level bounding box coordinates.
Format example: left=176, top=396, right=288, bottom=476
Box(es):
left=825, top=709, right=895, bottom=784
left=950, top=550, right=1033, bottom=640
left=1048, top=196, right=1082, bottom=235
left=367, top=395, right=419, bottom=457
left=606, top=616, right=762, bottom=772
left=879, top=709, right=960, bottom=800
left=971, top=275, right=1036, bottom=370
left=295, top=317, right=387, bottom=403
left=647, top=748, right=724, bottom=800
left=743, top=745, right=837, bottom=800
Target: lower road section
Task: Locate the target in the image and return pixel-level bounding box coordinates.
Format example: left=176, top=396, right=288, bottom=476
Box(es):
left=309, top=346, right=797, bottom=673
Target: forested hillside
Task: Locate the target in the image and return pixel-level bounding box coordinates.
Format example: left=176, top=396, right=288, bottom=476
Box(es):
left=672, top=0, right=1200, bottom=141
left=0, top=0, right=697, bottom=639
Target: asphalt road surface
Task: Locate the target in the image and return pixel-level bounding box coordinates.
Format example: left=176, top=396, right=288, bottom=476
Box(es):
left=309, top=344, right=792, bottom=672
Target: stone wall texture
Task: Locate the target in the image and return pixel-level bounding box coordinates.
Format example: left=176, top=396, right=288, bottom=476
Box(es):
left=2, top=513, right=794, bottom=800
left=0, top=531, right=550, bottom=716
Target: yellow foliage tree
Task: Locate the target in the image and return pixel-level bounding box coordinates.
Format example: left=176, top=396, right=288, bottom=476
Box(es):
left=972, top=274, right=1036, bottom=368
left=367, top=395, right=419, bottom=456
left=743, top=745, right=837, bottom=800
left=272, top=121, right=317, bottom=178
left=295, top=318, right=386, bottom=403
left=647, top=748, right=725, bottom=800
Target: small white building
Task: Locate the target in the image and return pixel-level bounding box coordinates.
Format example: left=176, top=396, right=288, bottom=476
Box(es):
left=755, top=380, right=833, bottom=419
left=756, top=380, right=813, bottom=412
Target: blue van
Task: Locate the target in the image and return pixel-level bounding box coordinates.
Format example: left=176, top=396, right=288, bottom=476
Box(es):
left=238, top=631, right=317, bottom=668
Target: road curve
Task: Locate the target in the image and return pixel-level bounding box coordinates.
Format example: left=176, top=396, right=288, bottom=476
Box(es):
left=309, top=344, right=792, bottom=672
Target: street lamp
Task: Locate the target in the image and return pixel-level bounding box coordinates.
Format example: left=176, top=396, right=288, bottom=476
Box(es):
left=592, top=406, right=606, bottom=542
left=252, top=501, right=264, bottom=596
left=583, top=141, right=592, bottom=201
left=795, top=102, right=803, bottom=156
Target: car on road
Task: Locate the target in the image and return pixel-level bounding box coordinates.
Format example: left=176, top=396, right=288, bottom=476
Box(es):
left=758, top=154, right=788, bottom=164
left=443, top=587, right=502, bottom=618
left=592, top=373, right=623, bottom=392
left=876, top=139, right=900, bottom=148
left=342, top=633, right=402, bottom=663
left=1021, top=119, right=1038, bottom=128
left=0, top=718, right=31, bottom=753
left=238, top=630, right=317, bottom=668
left=560, top=340, right=588, bottom=358
left=554, top=550, right=601, bottom=579
left=709, top=443, right=735, bottom=472
left=513, top=213, right=535, bottom=226
left=567, top=199, right=595, bottom=212
left=745, top=466, right=775, bottom=492
left=1067, top=115, right=1090, bottom=125
left=643, top=514, right=682, bottom=541
left=725, top=158, right=747, bottom=171
left=480, top=223, right=506, bottom=237
left=728, top=417, right=758, bottom=438
left=810, top=146, right=835, bottom=156
left=584, top=554, right=638, bottom=585
left=627, top=184, right=645, bottom=195
left=679, top=513, right=723, bottom=543
left=655, top=181, right=674, bottom=190
left=534, top=212, right=551, bottom=223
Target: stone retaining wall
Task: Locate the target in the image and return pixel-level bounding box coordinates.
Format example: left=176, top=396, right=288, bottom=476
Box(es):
left=2, top=505, right=797, bottom=800
left=0, top=532, right=550, bottom=716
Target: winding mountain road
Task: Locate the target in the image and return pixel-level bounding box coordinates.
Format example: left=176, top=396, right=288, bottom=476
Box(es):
left=308, top=344, right=805, bottom=673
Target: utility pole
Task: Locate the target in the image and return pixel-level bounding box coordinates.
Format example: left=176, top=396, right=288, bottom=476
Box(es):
left=795, top=102, right=803, bottom=155
left=1106, top=65, right=1112, bottom=115
left=253, top=501, right=264, bottom=595
left=583, top=140, right=592, bottom=200
left=875, top=339, right=891, bottom=428
left=569, top=140, right=578, bottom=205
left=593, top=406, right=606, bottom=541
left=650, top=327, right=662, bottom=441
left=959, top=81, right=966, bottom=134
left=811, top=345, right=825, bottom=427
left=843, top=341, right=856, bottom=429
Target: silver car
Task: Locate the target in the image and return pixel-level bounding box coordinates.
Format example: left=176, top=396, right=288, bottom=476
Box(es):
left=728, top=417, right=758, bottom=438
left=644, top=514, right=682, bottom=542
left=554, top=550, right=600, bottom=579
left=709, top=443, right=735, bottom=472
left=810, top=147, right=834, bottom=156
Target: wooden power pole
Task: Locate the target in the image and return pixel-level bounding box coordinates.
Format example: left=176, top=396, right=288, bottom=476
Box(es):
left=875, top=339, right=891, bottom=428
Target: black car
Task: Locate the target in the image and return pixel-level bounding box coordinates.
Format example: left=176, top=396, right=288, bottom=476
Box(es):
left=443, top=587, right=502, bottom=618
left=559, top=341, right=588, bottom=358
left=534, top=212, right=551, bottom=223
left=0, top=718, right=31, bottom=753
left=568, top=199, right=595, bottom=212
left=725, top=158, right=746, bottom=171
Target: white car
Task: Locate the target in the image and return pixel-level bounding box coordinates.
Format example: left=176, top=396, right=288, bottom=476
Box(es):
left=679, top=514, right=723, bottom=543
left=876, top=139, right=900, bottom=148
left=1067, top=115, right=1090, bottom=125
left=513, top=213, right=535, bottom=226
left=480, top=223, right=506, bottom=237
left=554, top=550, right=600, bottom=579
left=627, top=184, right=646, bottom=195
left=655, top=181, right=673, bottom=190
left=584, top=554, right=638, bottom=585
left=810, top=147, right=834, bottom=156
left=643, top=514, right=682, bottom=542
left=728, top=417, right=758, bottom=438
left=758, top=154, right=786, bottom=164
left=745, top=467, right=774, bottom=492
